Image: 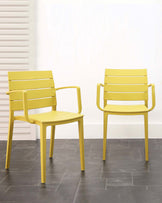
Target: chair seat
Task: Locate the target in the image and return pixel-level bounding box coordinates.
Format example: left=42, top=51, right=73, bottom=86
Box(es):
left=16, top=111, right=83, bottom=124
left=104, top=104, right=148, bottom=113
left=30, top=111, right=83, bottom=123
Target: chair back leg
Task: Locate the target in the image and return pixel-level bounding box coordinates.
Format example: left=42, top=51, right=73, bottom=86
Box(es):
left=5, top=113, right=14, bottom=169
left=40, top=124, right=47, bottom=183
left=78, top=118, right=85, bottom=171
left=144, top=113, right=149, bottom=161
left=103, top=113, right=108, bottom=160
left=49, top=125, right=55, bottom=158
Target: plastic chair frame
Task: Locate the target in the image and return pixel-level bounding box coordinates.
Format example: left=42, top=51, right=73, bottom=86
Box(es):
left=97, top=74, right=155, bottom=161
left=5, top=72, right=85, bottom=184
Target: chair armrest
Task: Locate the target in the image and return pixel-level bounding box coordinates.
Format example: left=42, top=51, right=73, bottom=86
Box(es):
left=6, top=90, right=34, bottom=123
left=97, top=83, right=105, bottom=111
left=147, top=84, right=155, bottom=112
left=56, top=86, right=82, bottom=114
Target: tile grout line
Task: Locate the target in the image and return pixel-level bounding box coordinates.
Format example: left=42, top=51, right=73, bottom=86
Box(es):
left=0, top=174, right=8, bottom=184
left=105, top=178, right=108, bottom=190
left=4, top=185, right=12, bottom=193
left=72, top=177, right=81, bottom=203
left=55, top=172, right=66, bottom=192
left=131, top=172, right=134, bottom=186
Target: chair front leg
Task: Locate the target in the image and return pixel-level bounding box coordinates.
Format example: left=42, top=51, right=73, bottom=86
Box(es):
left=5, top=114, right=14, bottom=169
left=144, top=113, right=149, bottom=161
left=103, top=113, right=108, bottom=161
left=40, top=124, right=47, bottom=183
left=49, top=125, right=55, bottom=158
left=78, top=118, right=85, bottom=171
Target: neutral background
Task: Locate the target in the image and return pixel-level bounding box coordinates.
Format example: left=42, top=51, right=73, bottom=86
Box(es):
left=37, top=0, right=162, bottom=139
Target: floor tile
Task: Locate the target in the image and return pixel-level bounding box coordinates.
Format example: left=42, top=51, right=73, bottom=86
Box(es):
left=0, top=139, right=162, bottom=203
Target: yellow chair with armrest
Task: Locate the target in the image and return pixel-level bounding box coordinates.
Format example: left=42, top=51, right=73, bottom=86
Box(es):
left=97, top=69, right=155, bottom=161
left=6, top=71, right=85, bottom=183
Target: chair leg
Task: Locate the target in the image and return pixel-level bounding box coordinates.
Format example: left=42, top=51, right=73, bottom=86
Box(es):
left=103, top=113, right=108, bottom=161
left=49, top=125, right=55, bottom=158
left=5, top=117, right=14, bottom=169
left=40, top=124, right=47, bottom=183
left=144, top=113, right=149, bottom=161
left=78, top=118, right=85, bottom=171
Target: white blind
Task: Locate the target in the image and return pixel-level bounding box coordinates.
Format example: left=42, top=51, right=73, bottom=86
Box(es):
left=0, top=0, right=36, bottom=140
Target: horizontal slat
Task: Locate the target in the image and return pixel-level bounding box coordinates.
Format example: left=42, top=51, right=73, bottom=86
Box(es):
left=0, top=65, right=29, bottom=70
left=0, top=77, right=8, bottom=80
left=0, top=47, right=29, bottom=52
left=0, top=100, right=9, bottom=105
left=0, top=122, right=30, bottom=128
left=0, top=112, right=9, bottom=117
left=0, top=117, right=8, bottom=122
left=0, top=7, right=29, bottom=12
left=8, top=71, right=53, bottom=80
left=0, top=17, right=29, bottom=23
left=1, top=128, right=30, bottom=134
left=0, top=105, right=9, bottom=111
left=0, top=97, right=8, bottom=101
left=0, top=30, right=29, bottom=35
left=0, top=83, right=8, bottom=88
left=0, top=24, right=29, bottom=29
left=10, top=88, right=56, bottom=100
left=0, top=41, right=29, bottom=47
left=9, top=79, right=54, bottom=90
left=104, top=85, right=148, bottom=92
left=104, top=92, right=148, bottom=101
left=0, top=1, right=29, bottom=6
left=1, top=75, right=8, bottom=81
left=0, top=96, right=8, bottom=101
left=0, top=12, right=28, bottom=17
left=0, top=52, right=28, bottom=57
left=0, top=35, right=28, bottom=40
left=105, top=69, right=147, bottom=76
left=105, top=76, right=147, bottom=84
left=0, top=89, right=7, bottom=94
left=11, top=97, right=56, bottom=111
left=0, top=88, right=8, bottom=94
left=0, top=58, right=29, bottom=63
left=0, top=70, right=8, bottom=75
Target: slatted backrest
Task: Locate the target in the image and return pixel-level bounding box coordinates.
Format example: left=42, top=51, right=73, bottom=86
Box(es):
left=8, top=71, right=56, bottom=111
left=104, top=69, right=148, bottom=102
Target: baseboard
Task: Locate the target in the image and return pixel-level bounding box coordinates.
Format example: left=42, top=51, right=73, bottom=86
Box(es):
left=1, top=122, right=162, bottom=140
left=83, top=122, right=162, bottom=139
left=0, top=125, right=36, bottom=141
left=45, top=122, right=162, bottom=139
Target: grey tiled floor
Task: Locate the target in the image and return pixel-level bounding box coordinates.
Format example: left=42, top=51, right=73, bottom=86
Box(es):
left=0, top=139, right=162, bottom=203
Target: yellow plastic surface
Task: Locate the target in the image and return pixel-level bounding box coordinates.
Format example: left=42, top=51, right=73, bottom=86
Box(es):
left=5, top=71, right=85, bottom=183
left=104, top=104, right=148, bottom=113
left=104, top=92, right=148, bottom=101
left=15, top=111, right=83, bottom=125
left=105, top=69, right=147, bottom=76
left=104, top=76, right=147, bottom=84
left=96, top=69, right=156, bottom=161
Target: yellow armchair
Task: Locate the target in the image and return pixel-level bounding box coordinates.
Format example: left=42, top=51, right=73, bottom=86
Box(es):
left=6, top=71, right=85, bottom=183
left=97, top=69, right=155, bottom=161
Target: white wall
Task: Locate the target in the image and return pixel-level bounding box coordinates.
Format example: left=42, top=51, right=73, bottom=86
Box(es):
left=37, top=0, right=162, bottom=139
